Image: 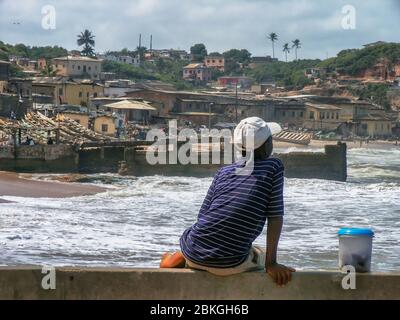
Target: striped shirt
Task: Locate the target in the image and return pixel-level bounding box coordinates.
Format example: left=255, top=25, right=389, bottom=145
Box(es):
left=180, top=157, right=285, bottom=268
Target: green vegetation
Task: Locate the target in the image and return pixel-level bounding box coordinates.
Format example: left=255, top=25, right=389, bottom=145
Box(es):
left=77, top=30, right=96, bottom=57
left=190, top=43, right=207, bottom=62
left=352, top=84, right=391, bottom=110
left=317, top=42, right=400, bottom=76
left=247, top=60, right=318, bottom=89
left=102, top=59, right=195, bottom=90
left=0, top=41, right=67, bottom=60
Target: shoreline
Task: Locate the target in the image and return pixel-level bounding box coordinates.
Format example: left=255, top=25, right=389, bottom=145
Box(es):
left=0, top=171, right=107, bottom=200
left=274, top=139, right=400, bottom=150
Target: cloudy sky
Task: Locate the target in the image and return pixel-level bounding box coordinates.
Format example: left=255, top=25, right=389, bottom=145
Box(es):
left=0, top=0, right=399, bottom=60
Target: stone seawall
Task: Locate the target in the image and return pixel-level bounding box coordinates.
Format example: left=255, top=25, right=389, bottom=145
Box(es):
left=0, top=143, right=347, bottom=181
left=0, top=268, right=398, bottom=300
left=0, top=145, right=77, bottom=172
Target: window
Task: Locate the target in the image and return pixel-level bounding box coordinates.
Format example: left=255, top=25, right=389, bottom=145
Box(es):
left=87, top=92, right=89, bottom=98
left=212, top=60, right=215, bottom=63
left=197, top=70, right=201, bottom=74
left=207, top=60, right=210, bottom=63
left=79, top=92, right=82, bottom=98
left=88, top=66, right=91, bottom=71
left=94, top=93, right=98, bottom=98
left=282, top=111, right=286, bottom=117
left=101, top=124, right=108, bottom=132
left=300, top=111, right=304, bottom=118
left=59, top=88, right=63, bottom=95
left=309, top=111, right=315, bottom=119
left=78, top=65, right=81, bottom=70
left=219, top=60, right=223, bottom=63
left=321, top=112, right=325, bottom=119
left=336, top=113, right=339, bottom=120
left=292, top=111, right=295, bottom=117
left=327, top=113, right=330, bottom=119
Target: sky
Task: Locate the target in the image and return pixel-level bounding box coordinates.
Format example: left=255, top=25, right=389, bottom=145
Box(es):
left=0, top=0, right=399, bottom=61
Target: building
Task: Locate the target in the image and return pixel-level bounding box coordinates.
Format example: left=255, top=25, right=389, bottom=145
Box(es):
left=103, top=99, right=157, bottom=124
left=103, top=54, right=140, bottom=67
left=183, top=63, right=212, bottom=82
left=303, top=103, right=342, bottom=131
left=58, top=111, right=90, bottom=128
left=52, top=56, right=102, bottom=80
left=104, top=79, right=135, bottom=98
left=32, top=77, right=104, bottom=107
left=305, top=68, right=327, bottom=80
left=93, top=115, right=116, bottom=136
left=0, top=60, right=10, bottom=82
left=218, top=76, right=253, bottom=89
left=37, top=58, right=47, bottom=71
left=204, top=56, right=225, bottom=72
left=354, top=113, right=393, bottom=137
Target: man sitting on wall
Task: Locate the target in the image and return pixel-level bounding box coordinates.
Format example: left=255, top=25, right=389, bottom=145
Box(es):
left=160, top=117, right=295, bottom=286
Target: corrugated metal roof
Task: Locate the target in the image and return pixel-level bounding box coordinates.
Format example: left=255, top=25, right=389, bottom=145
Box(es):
left=104, top=100, right=157, bottom=111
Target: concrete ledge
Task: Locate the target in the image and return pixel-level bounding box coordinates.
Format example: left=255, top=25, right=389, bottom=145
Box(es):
left=0, top=267, right=399, bottom=300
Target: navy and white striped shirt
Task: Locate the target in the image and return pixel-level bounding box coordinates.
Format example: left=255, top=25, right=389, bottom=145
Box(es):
left=180, top=157, right=285, bottom=268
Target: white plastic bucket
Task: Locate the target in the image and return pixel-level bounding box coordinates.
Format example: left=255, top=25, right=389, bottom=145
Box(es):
left=338, top=228, right=374, bottom=273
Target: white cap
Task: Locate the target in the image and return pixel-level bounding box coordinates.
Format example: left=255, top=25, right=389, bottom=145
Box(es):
left=234, top=117, right=282, bottom=150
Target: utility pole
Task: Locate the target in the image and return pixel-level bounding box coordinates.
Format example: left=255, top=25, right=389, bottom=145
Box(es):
left=150, top=35, right=153, bottom=51
left=139, top=34, right=142, bottom=48
left=209, top=102, right=214, bottom=130
left=235, top=81, right=239, bottom=123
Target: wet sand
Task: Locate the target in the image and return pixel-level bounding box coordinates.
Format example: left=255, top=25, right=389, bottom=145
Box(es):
left=0, top=172, right=107, bottom=199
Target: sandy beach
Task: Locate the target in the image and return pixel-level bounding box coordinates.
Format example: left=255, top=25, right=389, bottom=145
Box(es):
left=0, top=171, right=106, bottom=200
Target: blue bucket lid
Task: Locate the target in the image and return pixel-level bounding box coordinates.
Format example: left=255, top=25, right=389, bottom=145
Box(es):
left=338, top=228, right=374, bottom=237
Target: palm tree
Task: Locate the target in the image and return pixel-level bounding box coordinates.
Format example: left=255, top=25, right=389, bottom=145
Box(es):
left=268, top=32, right=278, bottom=59
left=292, top=39, right=301, bottom=61
left=77, top=30, right=95, bottom=57
left=81, top=44, right=95, bottom=57
left=283, top=43, right=290, bottom=62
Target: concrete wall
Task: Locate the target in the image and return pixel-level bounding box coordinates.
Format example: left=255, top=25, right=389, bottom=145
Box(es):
left=0, top=267, right=398, bottom=300
left=0, top=145, right=78, bottom=173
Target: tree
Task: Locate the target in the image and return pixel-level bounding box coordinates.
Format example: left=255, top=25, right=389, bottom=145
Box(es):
left=268, top=33, right=278, bottom=59
left=135, top=46, right=147, bottom=63
left=223, top=49, right=251, bottom=63
left=190, top=43, right=207, bottom=62
left=77, top=30, right=95, bottom=57
left=81, top=44, right=95, bottom=57
left=292, top=39, right=301, bottom=61
left=41, top=61, right=57, bottom=77
left=208, top=52, right=222, bottom=57
left=283, top=43, right=290, bottom=62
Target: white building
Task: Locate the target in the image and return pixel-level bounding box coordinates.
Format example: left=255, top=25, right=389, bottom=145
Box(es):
left=104, top=54, right=140, bottom=67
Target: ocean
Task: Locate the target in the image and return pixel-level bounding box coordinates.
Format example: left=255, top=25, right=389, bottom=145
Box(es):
left=1, top=147, right=399, bottom=272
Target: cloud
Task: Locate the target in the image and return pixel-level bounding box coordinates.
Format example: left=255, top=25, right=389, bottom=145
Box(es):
left=0, top=0, right=398, bottom=60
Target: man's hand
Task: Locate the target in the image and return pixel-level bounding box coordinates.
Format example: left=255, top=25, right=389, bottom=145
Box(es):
left=266, top=263, right=296, bottom=286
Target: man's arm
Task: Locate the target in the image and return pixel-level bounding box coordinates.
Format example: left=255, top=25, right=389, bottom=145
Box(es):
left=265, top=216, right=296, bottom=286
